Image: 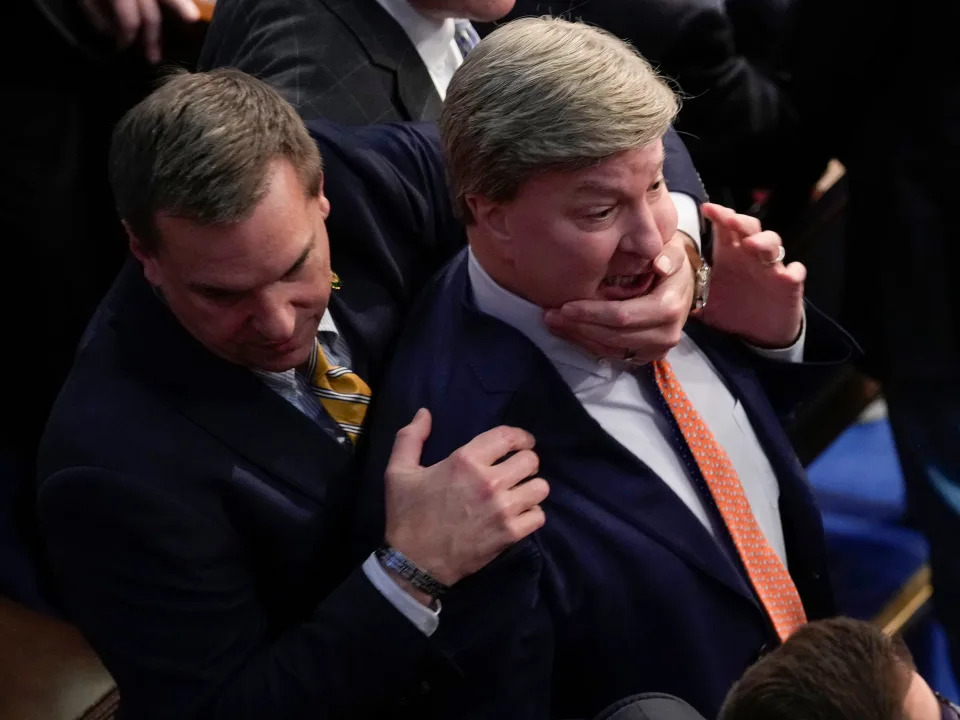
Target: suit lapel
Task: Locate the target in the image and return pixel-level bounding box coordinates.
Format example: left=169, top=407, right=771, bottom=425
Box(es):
left=506, top=369, right=760, bottom=608
left=453, top=261, right=758, bottom=608
left=110, top=263, right=351, bottom=505
left=324, top=0, right=443, bottom=121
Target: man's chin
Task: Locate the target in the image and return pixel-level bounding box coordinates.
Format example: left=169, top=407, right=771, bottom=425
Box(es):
left=247, top=343, right=313, bottom=373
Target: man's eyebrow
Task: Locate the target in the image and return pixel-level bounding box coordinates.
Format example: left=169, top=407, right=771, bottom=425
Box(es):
left=571, top=180, right=622, bottom=195
left=282, top=237, right=313, bottom=277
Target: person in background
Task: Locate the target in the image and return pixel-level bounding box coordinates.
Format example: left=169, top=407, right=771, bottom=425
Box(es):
left=1, top=0, right=201, bottom=609
left=355, top=17, right=856, bottom=720
left=720, top=617, right=960, bottom=720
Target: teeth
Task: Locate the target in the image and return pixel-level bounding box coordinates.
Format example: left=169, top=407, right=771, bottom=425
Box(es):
left=603, top=274, right=642, bottom=287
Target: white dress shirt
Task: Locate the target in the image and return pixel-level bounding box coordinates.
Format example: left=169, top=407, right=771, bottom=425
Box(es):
left=376, top=0, right=463, bottom=100
left=468, top=249, right=805, bottom=565
left=374, top=0, right=701, bottom=247
left=255, top=310, right=440, bottom=636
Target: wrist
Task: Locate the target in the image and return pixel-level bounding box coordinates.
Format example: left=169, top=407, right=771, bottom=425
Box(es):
left=383, top=567, right=436, bottom=607
left=375, top=545, right=450, bottom=601
left=682, top=235, right=701, bottom=275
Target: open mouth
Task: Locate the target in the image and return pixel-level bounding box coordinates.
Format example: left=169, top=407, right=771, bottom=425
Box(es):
left=599, top=272, right=656, bottom=299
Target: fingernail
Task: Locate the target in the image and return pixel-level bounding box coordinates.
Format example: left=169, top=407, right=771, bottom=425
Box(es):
left=544, top=310, right=562, bottom=325
left=654, top=255, right=673, bottom=274
left=414, top=408, right=426, bottom=421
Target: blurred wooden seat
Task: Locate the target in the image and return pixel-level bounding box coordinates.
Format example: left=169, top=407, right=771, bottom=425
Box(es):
left=0, top=598, right=116, bottom=720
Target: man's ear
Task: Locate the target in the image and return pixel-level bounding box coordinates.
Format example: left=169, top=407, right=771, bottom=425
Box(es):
left=124, top=221, right=163, bottom=288
left=465, top=193, right=514, bottom=259
left=316, top=173, right=331, bottom=219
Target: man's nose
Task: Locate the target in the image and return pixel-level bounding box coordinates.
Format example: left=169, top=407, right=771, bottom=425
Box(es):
left=251, top=289, right=297, bottom=342
left=618, top=203, right=665, bottom=257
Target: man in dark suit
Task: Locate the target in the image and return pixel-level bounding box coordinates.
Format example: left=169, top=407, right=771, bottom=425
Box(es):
left=356, top=18, right=855, bottom=719
left=197, top=0, right=508, bottom=123
left=36, top=63, right=709, bottom=718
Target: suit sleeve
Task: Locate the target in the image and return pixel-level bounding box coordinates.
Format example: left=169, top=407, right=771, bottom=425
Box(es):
left=352, top=343, right=555, bottom=720
left=197, top=0, right=311, bottom=108
left=748, top=300, right=861, bottom=424
left=310, top=120, right=467, bottom=264
left=38, top=467, right=444, bottom=720
left=663, top=126, right=707, bottom=204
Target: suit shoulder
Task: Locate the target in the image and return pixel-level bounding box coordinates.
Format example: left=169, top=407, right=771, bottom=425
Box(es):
left=307, top=121, right=441, bottom=176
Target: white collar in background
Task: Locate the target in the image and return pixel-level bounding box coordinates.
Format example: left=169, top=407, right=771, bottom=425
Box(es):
left=317, top=308, right=339, bottom=339
left=467, top=248, right=614, bottom=378
left=376, top=0, right=459, bottom=95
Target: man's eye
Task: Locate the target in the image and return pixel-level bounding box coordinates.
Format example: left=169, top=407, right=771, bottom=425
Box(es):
left=588, top=207, right=615, bottom=221
left=649, top=179, right=664, bottom=192
left=201, top=289, right=242, bottom=305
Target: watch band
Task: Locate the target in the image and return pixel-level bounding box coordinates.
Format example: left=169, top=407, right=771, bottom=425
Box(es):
left=375, top=545, right=450, bottom=598
left=692, top=259, right=711, bottom=311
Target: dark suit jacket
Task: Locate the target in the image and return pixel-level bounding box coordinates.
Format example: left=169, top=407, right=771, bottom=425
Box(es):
left=36, top=119, right=705, bottom=718
left=356, top=251, right=856, bottom=719
left=198, top=0, right=441, bottom=123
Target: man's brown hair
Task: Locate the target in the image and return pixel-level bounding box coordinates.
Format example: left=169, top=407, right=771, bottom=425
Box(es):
left=109, top=68, right=322, bottom=253
left=719, top=618, right=915, bottom=720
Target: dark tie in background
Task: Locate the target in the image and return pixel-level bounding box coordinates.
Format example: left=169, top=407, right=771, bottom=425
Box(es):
left=454, top=20, right=480, bottom=58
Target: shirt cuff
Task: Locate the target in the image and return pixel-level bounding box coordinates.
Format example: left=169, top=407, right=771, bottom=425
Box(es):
left=362, top=552, right=440, bottom=637
left=671, top=191, right=701, bottom=254
left=745, top=310, right=806, bottom=363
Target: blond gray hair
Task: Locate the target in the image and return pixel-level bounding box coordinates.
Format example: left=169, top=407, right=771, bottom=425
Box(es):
left=440, top=17, right=679, bottom=222
left=110, top=68, right=322, bottom=253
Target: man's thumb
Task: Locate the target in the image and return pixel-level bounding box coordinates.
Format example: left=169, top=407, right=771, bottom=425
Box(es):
left=387, top=408, right=432, bottom=472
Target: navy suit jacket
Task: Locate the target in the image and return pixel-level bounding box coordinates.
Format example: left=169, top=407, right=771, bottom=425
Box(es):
left=357, top=251, right=857, bottom=719
left=36, top=119, right=707, bottom=719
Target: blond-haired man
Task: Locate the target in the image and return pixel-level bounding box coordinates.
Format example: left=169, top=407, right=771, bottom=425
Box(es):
left=357, top=18, right=856, bottom=719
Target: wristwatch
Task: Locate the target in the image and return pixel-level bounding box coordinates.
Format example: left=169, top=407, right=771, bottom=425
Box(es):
left=375, top=545, right=449, bottom=598
left=692, top=258, right=712, bottom=311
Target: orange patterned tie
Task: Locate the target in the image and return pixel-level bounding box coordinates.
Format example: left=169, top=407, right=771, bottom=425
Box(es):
left=652, top=359, right=807, bottom=640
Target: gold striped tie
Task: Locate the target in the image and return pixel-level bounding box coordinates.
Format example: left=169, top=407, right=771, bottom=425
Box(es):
left=306, top=339, right=371, bottom=443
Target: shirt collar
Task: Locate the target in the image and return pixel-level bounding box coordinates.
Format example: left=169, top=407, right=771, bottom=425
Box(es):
left=317, top=308, right=339, bottom=340
left=375, top=0, right=457, bottom=68
left=467, top=248, right=614, bottom=378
